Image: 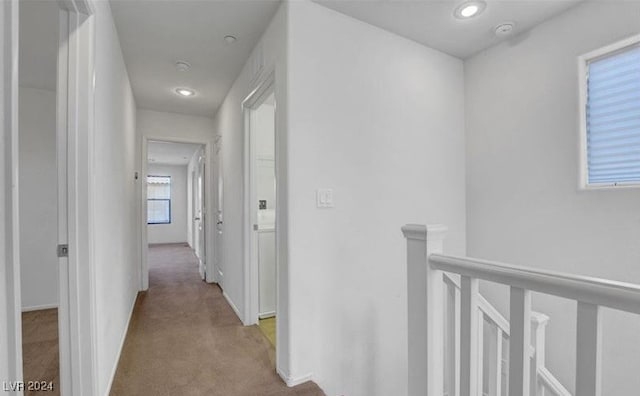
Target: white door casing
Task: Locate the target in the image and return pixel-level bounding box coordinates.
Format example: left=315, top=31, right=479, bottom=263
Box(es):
left=57, top=1, right=99, bottom=394
left=140, top=136, right=215, bottom=289
left=1, top=1, right=23, bottom=391
left=242, top=75, right=275, bottom=326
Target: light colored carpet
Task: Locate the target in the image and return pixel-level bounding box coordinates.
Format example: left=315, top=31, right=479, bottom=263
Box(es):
left=22, top=308, right=59, bottom=396
left=110, top=243, right=324, bottom=396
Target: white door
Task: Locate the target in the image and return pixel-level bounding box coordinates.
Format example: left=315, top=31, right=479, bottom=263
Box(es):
left=196, top=155, right=206, bottom=279
left=191, top=170, right=198, bottom=255
left=213, top=136, right=224, bottom=285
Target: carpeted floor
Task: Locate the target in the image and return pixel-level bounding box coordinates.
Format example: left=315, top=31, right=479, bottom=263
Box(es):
left=22, top=308, right=59, bottom=396
left=110, top=243, right=324, bottom=396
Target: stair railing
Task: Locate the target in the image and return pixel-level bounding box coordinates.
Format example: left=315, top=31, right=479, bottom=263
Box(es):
left=442, top=271, right=570, bottom=396
left=403, top=224, right=640, bottom=396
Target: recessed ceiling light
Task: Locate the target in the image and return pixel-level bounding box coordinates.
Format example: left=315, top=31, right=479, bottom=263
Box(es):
left=454, top=1, right=486, bottom=19
left=175, top=61, right=191, bottom=72
left=495, top=22, right=515, bottom=37
left=175, top=88, right=195, bottom=97
left=224, top=35, right=237, bottom=44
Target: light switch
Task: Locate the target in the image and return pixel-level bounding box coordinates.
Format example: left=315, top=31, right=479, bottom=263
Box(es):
left=316, top=188, right=334, bottom=208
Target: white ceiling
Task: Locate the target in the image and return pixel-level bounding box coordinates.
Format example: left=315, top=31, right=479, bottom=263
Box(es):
left=148, top=141, right=202, bottom=166
left=314, top=0, right=583, bottom=59
left=19, top=0, right=59, bottom=91
left=110, top=0, right=280, bottom=118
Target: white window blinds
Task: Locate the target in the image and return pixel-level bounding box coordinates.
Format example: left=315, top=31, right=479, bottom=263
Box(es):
left=147, top=176, right=171, bottom=224
left=586, top=43, right=640, bottom=185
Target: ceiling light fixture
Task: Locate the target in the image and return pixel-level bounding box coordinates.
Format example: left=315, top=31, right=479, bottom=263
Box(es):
left=224, top=35, right=237, bottom=44
left=454, top=1, right=486, bottom=19
left=175, top=61, right=191, bottom=72
left=494, top=22, right=515, bottom=37
left=175, top=88, right=195, bottom=97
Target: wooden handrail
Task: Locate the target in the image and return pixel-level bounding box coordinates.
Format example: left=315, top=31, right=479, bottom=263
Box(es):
left=430, top=254, right=640, bottom=315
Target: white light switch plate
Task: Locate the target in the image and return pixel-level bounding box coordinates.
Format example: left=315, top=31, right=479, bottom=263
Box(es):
left=316, top=188, right=334, bottom=208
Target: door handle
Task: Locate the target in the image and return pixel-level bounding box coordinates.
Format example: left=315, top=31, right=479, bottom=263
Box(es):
left=194, top=217, right=201, bottom=221
left=217, top=221, right=223, bottom=225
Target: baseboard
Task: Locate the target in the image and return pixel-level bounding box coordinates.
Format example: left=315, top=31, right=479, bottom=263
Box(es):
left=276, top=368, right=313, bottom=387
left=222, top=290, right=243, bottom=323
left=104, top=291, right=138, bottom=396
left=258, top=311, right=275, bottom=319
left=22, top=303, right=58, bottom=312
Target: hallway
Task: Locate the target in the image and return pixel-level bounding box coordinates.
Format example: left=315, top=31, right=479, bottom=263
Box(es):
left=110, top=244, right=323, bottom=395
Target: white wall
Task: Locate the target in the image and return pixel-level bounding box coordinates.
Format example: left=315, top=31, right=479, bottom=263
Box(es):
left=18, top=87, right=57, bottom=310
left=137, top=109, right=215, bottom=143
left=147, top=164, right=188, bottom=244
left=465, top=2, right=640, bottom=394
left=286, top=2, right=466, bottom=394
left=92, top=2, right=139, bottom=394
left=212, top=0, right=288, bottom=374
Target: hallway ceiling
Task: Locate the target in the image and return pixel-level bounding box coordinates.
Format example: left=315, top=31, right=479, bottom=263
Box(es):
left=110, top=0, right=280, bottom=118
left=148, top=141, right=202, bottom=166
left=314, top=0, right=583, bottom=59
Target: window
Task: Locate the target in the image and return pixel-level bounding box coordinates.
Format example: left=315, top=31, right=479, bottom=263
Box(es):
left=147, top=176, right=171, bottom=224
left=579, top=35, right=640, bottom=188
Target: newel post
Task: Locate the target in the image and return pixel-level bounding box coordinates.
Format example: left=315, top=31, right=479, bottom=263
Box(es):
left=403, top=224, right=447, bottom=396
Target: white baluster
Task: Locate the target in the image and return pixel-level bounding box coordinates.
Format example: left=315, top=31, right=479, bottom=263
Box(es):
left=403, top=224, right=447, bottom=396
left=461, top=276, right=480, bottom=396
left=495, top=328, right=503, bottom=396
left=530, top=312, right=549, bottom=396
left=477, top=313, right=484, bottom=396
left=576, top=302, right=601, bottom=396
left=509, top=287, right=531, bottom=396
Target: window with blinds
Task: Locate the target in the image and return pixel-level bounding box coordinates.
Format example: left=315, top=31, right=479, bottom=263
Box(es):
left=580, top=36, right=640, bottom=187
left=147, top=176, right=171, bottom=224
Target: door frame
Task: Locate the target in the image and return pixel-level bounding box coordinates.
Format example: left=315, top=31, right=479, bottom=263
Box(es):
left=1, top=0, right=98, bottom=394
left=57, top=1, right=98, bottom=394
left=140, top=136, right=215, bottom=290
left=242, top=74, right=275, bottom=327
left=1, top=0, right=23, bottom=389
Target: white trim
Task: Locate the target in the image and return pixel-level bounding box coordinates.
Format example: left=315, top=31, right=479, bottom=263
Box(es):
left=1, top=0, right=23, bottom=390
left=577, top=33, right=640, bottom=190
left=258, top=311, right=275, bottom=319
left=22, top=304, right=58, bottom=313
left=102, top=294, right=137, bottom=396
left=57, top=2, right=99, bottom=394
left=276, top=368, right=313, bottom=388
left=222, top=290, right=242, bottom=322
left=242, top=73, right=275, bottom=327
left=140, top=135, right=215, bottom=290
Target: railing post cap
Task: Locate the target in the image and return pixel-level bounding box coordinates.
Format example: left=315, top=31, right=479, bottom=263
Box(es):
left=530, top=311, right=550, bottom=326
left=401, top=224, right=448, bottom=241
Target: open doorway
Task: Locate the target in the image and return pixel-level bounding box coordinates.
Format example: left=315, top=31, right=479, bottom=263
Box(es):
left=144, top=140, right=207, bottom=286
left=243, top=81, right=277, bottom=348
left=18, top=1, right=60, bottom=391
left=10, top=0, right=97, bottom=393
